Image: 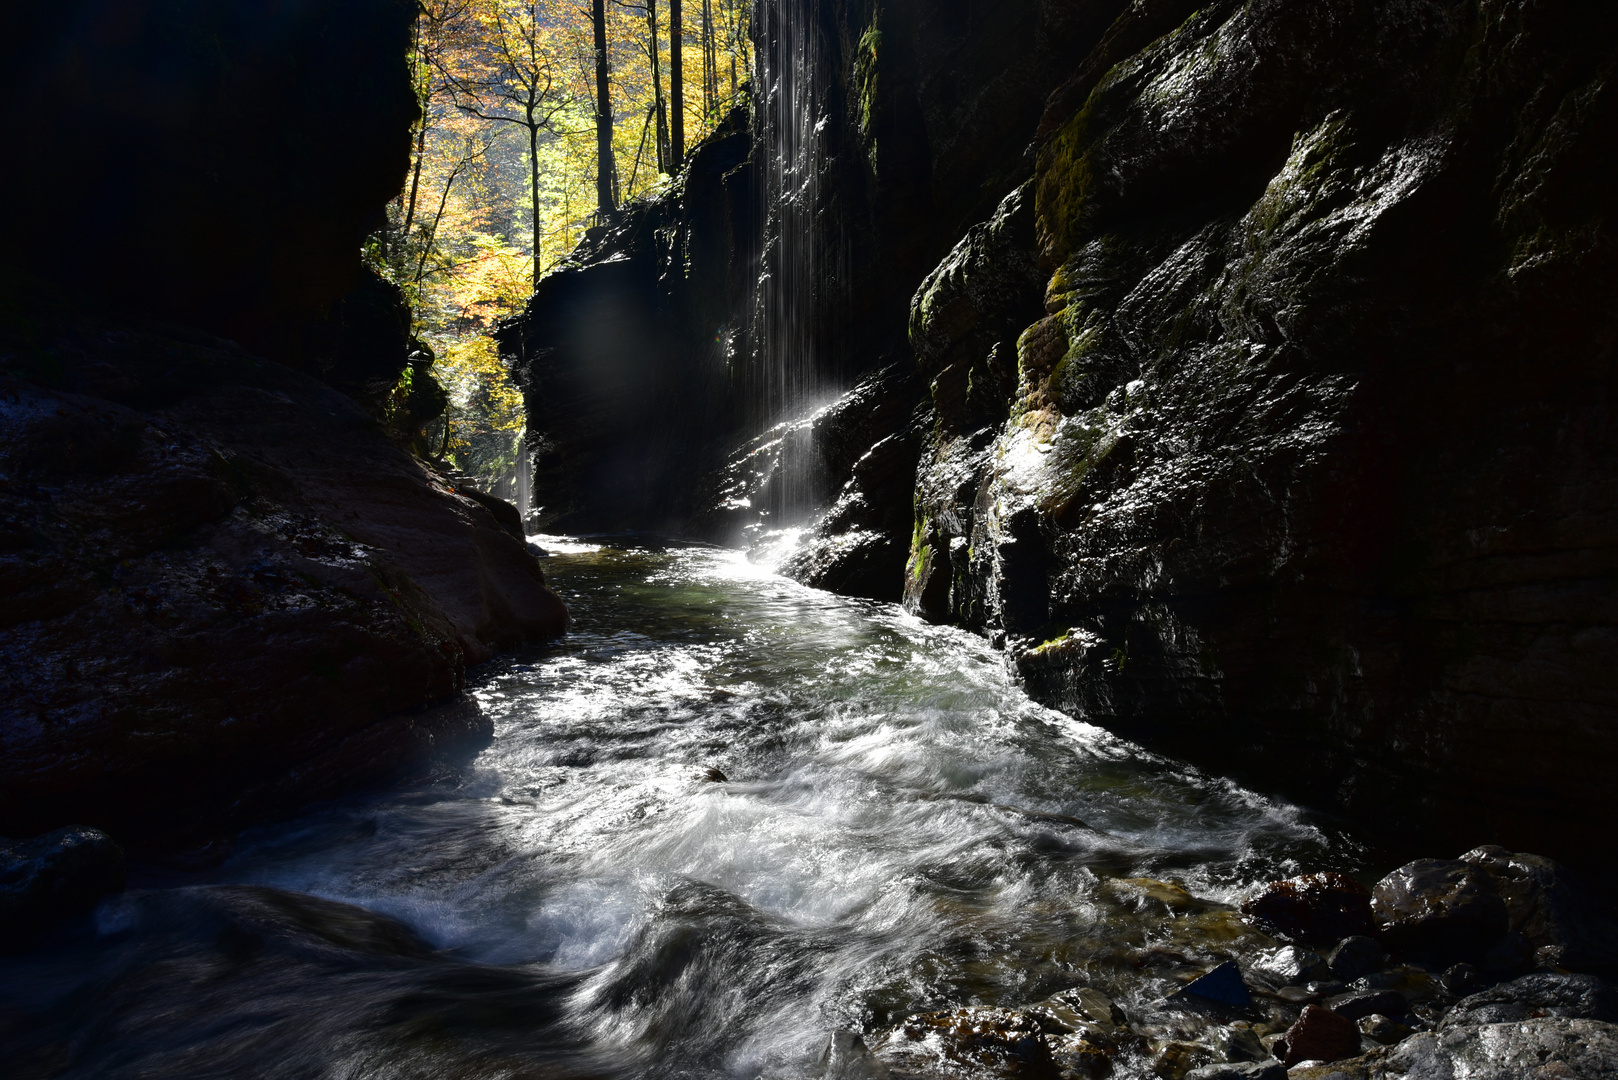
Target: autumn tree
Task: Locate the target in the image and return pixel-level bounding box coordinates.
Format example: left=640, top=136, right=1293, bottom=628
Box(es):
left=439, top=0, right=571, bottom=288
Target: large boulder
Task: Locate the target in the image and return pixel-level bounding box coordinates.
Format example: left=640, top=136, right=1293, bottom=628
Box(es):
left=1460, top=846, right=1618, bottom=972
left=1441, top=973, right=1618, bottom=1028
left=0, top=826, right=125, bottom=948
left=1371, top=859, right=1510, bottom=965
left=0, top=312, right=567, bottom=847
left=1370, top=1018, right=1618, bottom=1079
left=1241, top=873, right=1375, bottom=947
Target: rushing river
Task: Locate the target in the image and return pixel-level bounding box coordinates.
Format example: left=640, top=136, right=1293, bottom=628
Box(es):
left=2, top=539, right=1368, bottom=1079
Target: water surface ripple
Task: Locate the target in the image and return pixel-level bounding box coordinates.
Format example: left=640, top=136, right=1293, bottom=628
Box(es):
left=2, top=541, right=1365, bottom=1079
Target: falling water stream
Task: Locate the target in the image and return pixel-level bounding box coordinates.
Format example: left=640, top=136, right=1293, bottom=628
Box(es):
left=1, top=540, right=1368, bottom=1080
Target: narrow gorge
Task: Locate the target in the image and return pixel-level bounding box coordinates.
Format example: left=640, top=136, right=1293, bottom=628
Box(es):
left=3, top=2, right=1617, bottom=1078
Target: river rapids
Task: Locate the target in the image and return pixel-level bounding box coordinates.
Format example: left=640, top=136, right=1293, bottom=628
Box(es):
left=2, top=539, right=1368, bottom=1079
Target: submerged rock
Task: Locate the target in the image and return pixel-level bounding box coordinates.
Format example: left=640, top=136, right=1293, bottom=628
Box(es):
left=821, top=1031, right=893, bottom=1080
left=873, top=1006, right=1060, bottom=1079
left=1185, top=1063, right=1284, bottom=1080
left=0, top=826, right=124, bottom=948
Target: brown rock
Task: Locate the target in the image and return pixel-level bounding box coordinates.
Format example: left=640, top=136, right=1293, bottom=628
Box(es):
left=1279, top=1005, right=1361, bottom=1067
left=1242, top=873, right=1375, bottom=946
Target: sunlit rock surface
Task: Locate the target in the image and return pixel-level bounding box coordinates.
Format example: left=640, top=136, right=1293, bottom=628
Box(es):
left=0, top=314, right=566, bottom=847
left=904, top=0, right=1618, bottom=877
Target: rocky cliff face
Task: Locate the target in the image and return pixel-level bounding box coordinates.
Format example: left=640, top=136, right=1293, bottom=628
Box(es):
left=903, top=0, right=1618, bottom=874
left=0, top=1, right=567, bottom=849
left=511, top=0, right=1618, bottom=879
left=0, top=0, right=421, bottom=398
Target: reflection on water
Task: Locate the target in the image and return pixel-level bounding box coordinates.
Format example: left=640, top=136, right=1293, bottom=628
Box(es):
left=0, top=540, right=1366, bottom=1079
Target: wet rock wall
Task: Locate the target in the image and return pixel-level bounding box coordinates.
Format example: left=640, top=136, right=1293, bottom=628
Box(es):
left=0, top=1, right=567, bottom=848
left=507, top=0, right=1618, bottom=878
left=502, top=0, right=1127, bottom=540
left=903, top=0, right=1618, bottom=875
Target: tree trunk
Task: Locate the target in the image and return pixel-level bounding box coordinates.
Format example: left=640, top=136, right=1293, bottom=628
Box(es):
left=592, top=0, right=615, bottom=217
left=647, top=0, right=668, bottom=174
left=670, top=0, right=684, bottom=165
left=529, top=119, right=543, bottom=288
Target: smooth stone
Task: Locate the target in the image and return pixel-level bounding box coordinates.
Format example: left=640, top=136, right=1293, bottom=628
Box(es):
left=1253, top=945, right=1330, bottom=987
left=1357, top=1013, right=1411, bottom=1045
left=1278, top=1005, right=1361, bottom=1067
left=1211, top=1023, right=1268, bottom=1063
left=1326, top=989, right=1408, bottom=1023
left=1327, top=936, right=1388, bottom=982
left=1279, top=986, right=1320, bottom=1004
left=1168, top=960, right=1253, bottom=1010
left=1371, top=859, right=1509, bottom=965
left=1242, top=874, right=1375, bottom=947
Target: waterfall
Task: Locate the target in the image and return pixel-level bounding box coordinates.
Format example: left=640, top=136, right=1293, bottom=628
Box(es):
left=748, top=0, right=839, bottom=527
left=515, top=431, right=532, bottom=531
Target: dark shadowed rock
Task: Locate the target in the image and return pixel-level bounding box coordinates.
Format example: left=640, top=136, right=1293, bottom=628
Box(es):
left=1440, top=973, right=1618, bottom=1028
left=1242, top=874, right=1375, bottom=947
left=1356, top=1014, right=1410, bottom=1046
left=0, top=826, right=124, bottom=948
left=458, top=488, right=526, bottom=542
left=1279, top=1005, right=1360, bottom=1067
left=0, top=0, right=419, bottom=378
left=1168, top=960, right=1253, bottom=1011
left=1328, top=936, right=1388, bottom=982
left=1461, top=846, right=1618, bottom=973
left=1325, top=989, right=1407, bottom=1023
left=1441, top=963, right=1487, bottom=998
left=1372, top=860, right=1510, bottom=965
left=0, top=316, right=566, bottom=847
